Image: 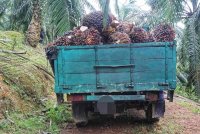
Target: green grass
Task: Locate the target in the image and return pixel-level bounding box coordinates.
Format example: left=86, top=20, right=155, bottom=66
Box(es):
left=131, top=121, right=181, bottom=134
left=176, top=85, right=200, bottom=114
left=0, top=30, right=54, bottom=114
left=175, top=85, right=200, bottom=102
left=177, top=101, right=200, bottom=114
left=0, top=31, right=66, bottom=133
left=0, top=104, right=72, bottom=134
left=0, top=113, right=60, bottom=134
left=47, top=104, right=73, bottom=124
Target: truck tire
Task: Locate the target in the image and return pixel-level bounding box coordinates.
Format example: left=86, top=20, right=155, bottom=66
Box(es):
left=72, top=102, right=88, bottom=127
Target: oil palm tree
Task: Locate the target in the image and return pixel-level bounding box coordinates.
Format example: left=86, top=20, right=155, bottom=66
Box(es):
left=0, top=0, right=11, bottom=30
left=10, top=0, right=95, bottom=47
left=147, top=0, right=200, bottom=96
left=26, top=0, right=41, bottom=47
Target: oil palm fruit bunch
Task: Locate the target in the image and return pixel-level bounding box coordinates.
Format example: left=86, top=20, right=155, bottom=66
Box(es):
left=47, top=42, right=55, bottom=47
left=64, top=30, right=74, bottom=36
left=110, top=14, right=119, bottom=28
left=101, top=26, right=116, bottom=43
left=111, top=20, right=120, bottom=29
left=71, top=26, right=88, bottom=45
left=108, top=32, right=131, bottom=44
left=146, top=32, right=155, bottom=42
left=54, top=36, right=72, bottom=46
left=130, top=27, right=148, bottom=43
left=116, top=22, right=134, bottom=34
left=85, top=27, right=102, bottom=45
left=110, top=13, right=117, bottom=21
left=82, top=11, right=112, bottom=33
left=152, top=24, right=175, bottom=42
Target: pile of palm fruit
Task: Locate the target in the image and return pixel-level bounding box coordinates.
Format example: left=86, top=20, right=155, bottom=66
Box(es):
left=47, top=11, right=175, bottom=47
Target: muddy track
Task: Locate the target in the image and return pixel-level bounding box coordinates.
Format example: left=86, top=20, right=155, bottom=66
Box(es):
left=61, top=97, right=200, bottom=134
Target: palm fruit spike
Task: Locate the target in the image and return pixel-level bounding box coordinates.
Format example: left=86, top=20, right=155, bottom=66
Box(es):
left=85, top=27, right=102, bottom=45
left=146, top=32, right=155, bottom=42
left=116, top=22, right=134, bottom=34
left=108, top=32, right=131, bottom=44
left=109, top=13, right=117, bottom=21
left=55, top=36, right=72, bottom=46
left=64, top=30, right=74, bottom=36
left=130, top=27, right=148, bottom=43
left=82, top=11, right=112, bottom=33
left=152, top=24, right=175, bottom=42
left=111, top=20, right=120, bottom=29
left=71, top=26, right=88, bottom=45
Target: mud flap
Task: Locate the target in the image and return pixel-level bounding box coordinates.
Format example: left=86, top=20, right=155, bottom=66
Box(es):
left=72, top=102, right=88, bottom=127
left=97, top=96, right=116, bottom=115
left=152, top=100, right=165, bottom=118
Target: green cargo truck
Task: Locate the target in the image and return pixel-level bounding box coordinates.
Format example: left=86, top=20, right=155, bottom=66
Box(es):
left=46, top=41, right=176, bottom=126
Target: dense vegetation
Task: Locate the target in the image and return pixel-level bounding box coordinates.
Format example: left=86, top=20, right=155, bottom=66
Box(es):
left=0, top=0, right=199, bottom=133
left=2, top=0, right=199, bottom=98
left=147, top=0, right=200, bottom=101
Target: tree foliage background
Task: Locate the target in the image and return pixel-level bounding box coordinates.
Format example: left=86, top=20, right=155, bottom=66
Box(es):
left=0, top=0, right=200, bottom=98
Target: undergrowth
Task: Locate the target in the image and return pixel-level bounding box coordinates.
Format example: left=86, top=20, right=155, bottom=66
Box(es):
left=131, top=120, right=181, bottom=134
left=177, top=101, right=200, bottom=114
left=175, top=85, right=200, bottom=102
left=0, top=31, right=54, bottom=114
left=47, top=104, right=73, bottom=124
left=0, top=104, right=72, bottom=134
left=0, top=31, right=70, bottom=133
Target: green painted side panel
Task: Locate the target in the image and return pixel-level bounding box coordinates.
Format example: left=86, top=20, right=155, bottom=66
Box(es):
left=54, top=42, right=176, bottom=94
left=98, top=72, right=131, bottom=84
left=61, top=49, right=95, bottom=62
left=134, top=59, right=166, bottom=72
left=63, top=73, right=96, bottom=85
left=133, top=71, right=165, bottom=83
left=97, top=47, right=130, bottom=60
left=132, top=47, right=172, bottom=59
left=63, top=61, right=95, bottom=73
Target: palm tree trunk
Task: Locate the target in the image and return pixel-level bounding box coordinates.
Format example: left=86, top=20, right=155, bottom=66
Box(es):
left=26, top=0, right=41, bottom=48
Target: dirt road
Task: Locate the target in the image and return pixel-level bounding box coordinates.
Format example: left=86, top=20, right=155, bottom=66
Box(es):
left=61, top=97, right=200, bottom=134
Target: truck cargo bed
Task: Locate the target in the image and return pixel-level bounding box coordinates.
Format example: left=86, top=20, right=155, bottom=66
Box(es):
left=52, top=42, right=176, bottom=94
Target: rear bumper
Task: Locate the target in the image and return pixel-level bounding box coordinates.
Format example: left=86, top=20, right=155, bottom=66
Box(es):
left=66, top=91, right=164, bottom=102
left=86, top=95, right=145, bottom=101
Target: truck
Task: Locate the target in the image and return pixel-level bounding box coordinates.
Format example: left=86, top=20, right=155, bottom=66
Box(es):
left=46, top=41, right=176, bottom=126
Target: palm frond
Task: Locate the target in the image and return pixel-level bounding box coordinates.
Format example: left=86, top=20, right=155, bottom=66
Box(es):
left=10, top=0, right=32, bottom=31
left=49, top=0, right=71, bottom=36
left=48, top=0, right=91, bottom=36
left=115, top=0, right=120, bottom=19
left=0, top=0, right=7, bottom=18
left=147, top=0, right=184, bottom=24
left=80, top=0, right=96, bottom=12
left=185, top=5, right=200, bottom=95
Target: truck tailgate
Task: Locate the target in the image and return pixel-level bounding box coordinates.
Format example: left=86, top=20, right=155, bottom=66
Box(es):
left=54, top=42, right=176, bottom=94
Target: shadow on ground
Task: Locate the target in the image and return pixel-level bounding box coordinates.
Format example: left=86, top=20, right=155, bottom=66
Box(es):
left=61, top=110, right=161, bottom=134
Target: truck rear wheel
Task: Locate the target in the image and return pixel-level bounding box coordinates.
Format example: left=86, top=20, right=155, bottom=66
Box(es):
left=72, top=102, right=88, bottom=127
